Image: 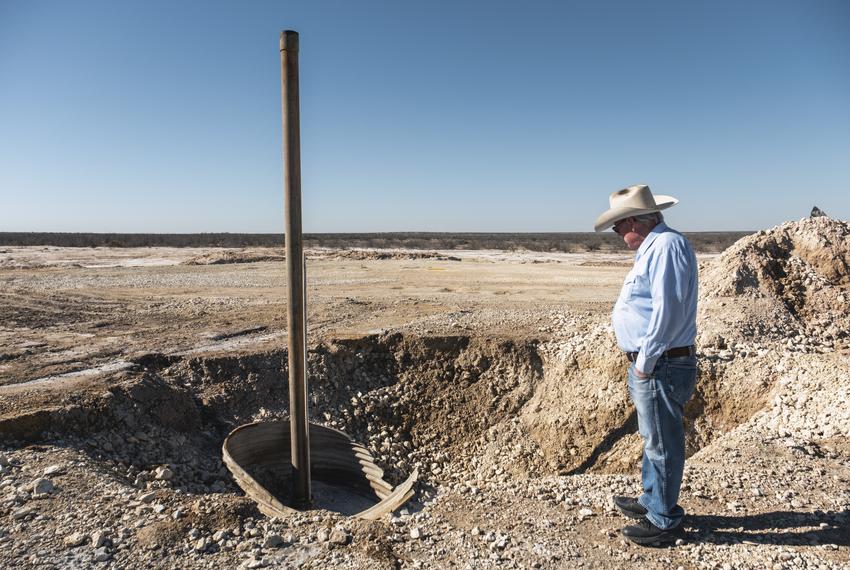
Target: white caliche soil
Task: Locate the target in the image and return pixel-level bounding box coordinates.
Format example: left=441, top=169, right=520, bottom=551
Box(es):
left=0, top=219, right=849, bottom=569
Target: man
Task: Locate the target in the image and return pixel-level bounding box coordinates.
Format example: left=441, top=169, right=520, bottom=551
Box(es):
left=594, top=184, right=698, bottom=545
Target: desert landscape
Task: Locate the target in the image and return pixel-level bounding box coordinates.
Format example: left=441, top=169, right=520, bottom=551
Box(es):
left=1, top=216, right=849, bottom=569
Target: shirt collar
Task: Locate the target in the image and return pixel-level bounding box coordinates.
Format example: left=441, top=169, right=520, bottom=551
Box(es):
left=636, top=222, right=668, bottom=257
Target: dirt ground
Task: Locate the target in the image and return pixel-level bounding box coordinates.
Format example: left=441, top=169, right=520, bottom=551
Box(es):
left=0, top=247, right=638, bottom=386
left=1, top=222, right=848, bottom=569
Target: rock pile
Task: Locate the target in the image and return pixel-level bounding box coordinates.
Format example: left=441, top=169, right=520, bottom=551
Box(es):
left=182, top=250, right=287, bottom=266
left=700, top=216, right=850, bottom=347
left=181, top=247, right=462, bottom=266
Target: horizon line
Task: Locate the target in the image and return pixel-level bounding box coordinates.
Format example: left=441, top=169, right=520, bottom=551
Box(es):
left=0, top=229, right=758, bottom=235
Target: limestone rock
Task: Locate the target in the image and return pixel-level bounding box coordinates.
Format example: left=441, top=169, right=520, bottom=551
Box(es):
left=93, top=546, right=111, bottom=562
left=43, top=464, right=64, bottom=476
left=63, top=532, right=89, bottom=548
left=154, top=466, right=173, bottom=481
left=31, top=478, right=54, bottom=497
left=329, top=528, right=350, bottom=545
left=92, top=530, right=109, bottom=548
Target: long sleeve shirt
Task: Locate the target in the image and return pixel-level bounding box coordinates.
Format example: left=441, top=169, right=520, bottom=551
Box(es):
left=612, top=222, right=698, bottom=374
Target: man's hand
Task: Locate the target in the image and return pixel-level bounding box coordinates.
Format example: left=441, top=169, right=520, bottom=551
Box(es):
left=633, top=368, right=651, bottom=379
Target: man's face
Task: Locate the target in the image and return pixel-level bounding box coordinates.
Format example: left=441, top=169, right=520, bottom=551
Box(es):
left=613, top=218, right=645, bottom=251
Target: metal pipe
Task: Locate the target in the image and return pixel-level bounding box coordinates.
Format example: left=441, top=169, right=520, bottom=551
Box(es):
left=280, top=29, right=310, bottom=509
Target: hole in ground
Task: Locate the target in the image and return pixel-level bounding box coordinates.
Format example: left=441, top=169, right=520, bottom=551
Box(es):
left=0, top=330, right=776, bottom=513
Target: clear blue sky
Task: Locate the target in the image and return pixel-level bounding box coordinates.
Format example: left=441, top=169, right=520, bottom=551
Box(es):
left=1, top=0, right=848, bottom=233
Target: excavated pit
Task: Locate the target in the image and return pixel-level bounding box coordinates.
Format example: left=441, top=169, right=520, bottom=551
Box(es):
left=0, top=330, right=776, bottom=512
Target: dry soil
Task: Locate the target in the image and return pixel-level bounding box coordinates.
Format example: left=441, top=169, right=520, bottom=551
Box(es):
left=0, top=218, right=848, bottom=569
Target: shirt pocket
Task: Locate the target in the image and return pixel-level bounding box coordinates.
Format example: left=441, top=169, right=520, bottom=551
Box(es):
left=619, top=272, right=637, bottom=302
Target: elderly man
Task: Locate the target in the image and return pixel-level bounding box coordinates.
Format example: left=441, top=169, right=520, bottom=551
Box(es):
left=594, top=184, right=699, bottom=545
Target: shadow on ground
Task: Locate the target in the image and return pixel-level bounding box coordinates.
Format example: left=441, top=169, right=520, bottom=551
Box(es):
left=687, top=510, right=849, bottom=547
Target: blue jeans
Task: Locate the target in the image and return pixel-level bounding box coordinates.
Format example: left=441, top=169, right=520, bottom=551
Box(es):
left=627, top=355, right=697, bottom=530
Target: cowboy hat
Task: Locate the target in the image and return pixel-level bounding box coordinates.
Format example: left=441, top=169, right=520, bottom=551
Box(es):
left=593, top=184, right=678, bottom=232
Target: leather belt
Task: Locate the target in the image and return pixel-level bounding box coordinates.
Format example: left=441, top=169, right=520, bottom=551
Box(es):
left=626, top=345, right=695, bottom=363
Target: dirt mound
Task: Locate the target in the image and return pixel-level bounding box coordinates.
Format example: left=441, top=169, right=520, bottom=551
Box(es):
left=319, top=249, right=461, bottom=262
left=703, top=216, right=850, bottom=296
left=700, top=216, right=850, bottom=344
left=182, top=248, right=461, bottom=265
left=182, top=249, right=286, bottom=265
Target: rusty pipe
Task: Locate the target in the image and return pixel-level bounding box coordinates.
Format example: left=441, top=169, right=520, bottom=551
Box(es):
left=280, top=29, right=310, bottom=509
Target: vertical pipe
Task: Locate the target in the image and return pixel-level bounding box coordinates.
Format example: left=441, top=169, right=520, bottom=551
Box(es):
left=280, top=29, right=310, bottom=509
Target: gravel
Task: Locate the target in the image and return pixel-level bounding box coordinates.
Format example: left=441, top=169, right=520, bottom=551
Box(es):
left=0, top=218, right=848, bottom=568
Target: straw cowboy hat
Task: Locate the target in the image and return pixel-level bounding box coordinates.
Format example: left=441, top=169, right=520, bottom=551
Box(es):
left=594, top=184, right=679, bottom=232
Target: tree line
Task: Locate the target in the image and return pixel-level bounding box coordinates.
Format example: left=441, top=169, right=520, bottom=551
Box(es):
left=0, top=232, right=751, bottom=253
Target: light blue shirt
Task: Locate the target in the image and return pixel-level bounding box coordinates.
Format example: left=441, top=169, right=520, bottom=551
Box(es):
left=612, top=222, right=698, bottom=374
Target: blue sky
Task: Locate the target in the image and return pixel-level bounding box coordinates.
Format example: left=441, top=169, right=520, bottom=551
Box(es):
left=1, top=0, right=848, bottom=232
